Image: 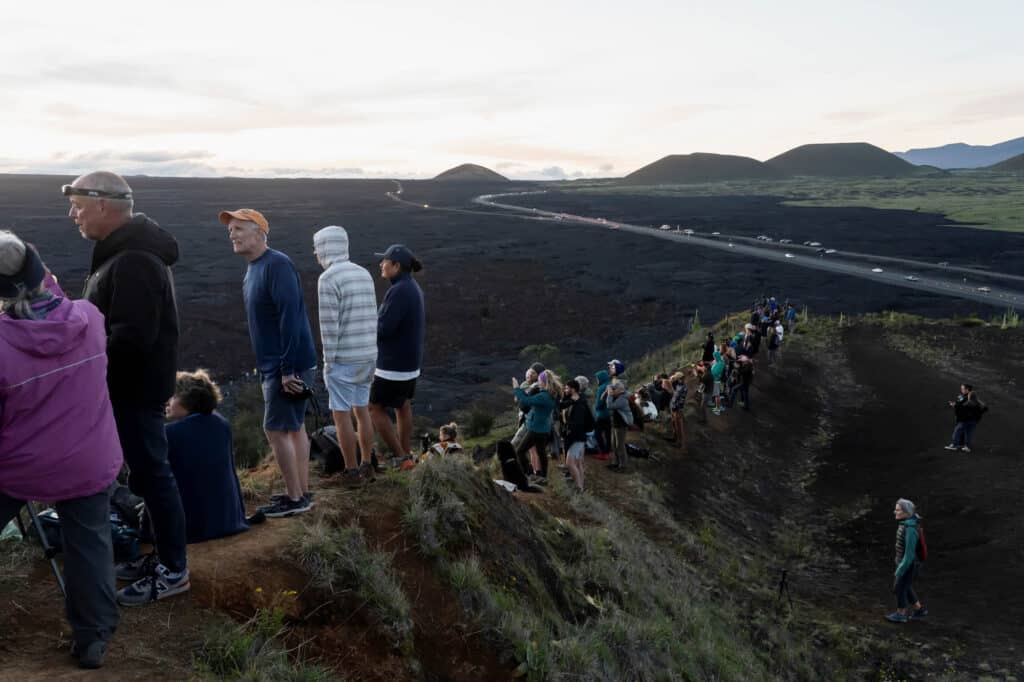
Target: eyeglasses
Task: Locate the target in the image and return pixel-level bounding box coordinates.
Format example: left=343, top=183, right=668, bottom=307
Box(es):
left=61, top=185, right=132, bottom=200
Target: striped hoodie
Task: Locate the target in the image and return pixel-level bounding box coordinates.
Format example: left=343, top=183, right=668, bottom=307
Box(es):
left=314, top=226, right=378, bottom=366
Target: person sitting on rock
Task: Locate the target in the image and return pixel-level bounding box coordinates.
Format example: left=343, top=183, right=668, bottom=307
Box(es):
left=165, top=369, right=249, bottom=544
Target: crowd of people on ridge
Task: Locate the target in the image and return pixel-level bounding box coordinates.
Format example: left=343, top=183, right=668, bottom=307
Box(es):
left=0, top=171, right=997, bottom=669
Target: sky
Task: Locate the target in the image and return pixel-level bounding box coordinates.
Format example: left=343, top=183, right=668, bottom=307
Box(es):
left=1, top=0, right=1022, bottom=180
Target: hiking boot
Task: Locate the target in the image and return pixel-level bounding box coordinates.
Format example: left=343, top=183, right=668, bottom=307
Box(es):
left=960, top=446, right=971, bottom=453
left=71, top=640, right=107, bottom=669
left=943, top=444, right=958, bottom=451
left=532, top=476, right=548, bottom=486
left=358, top=460, right=376, bottom=481
left=884, top=611, right=908, bottom=623
left=117, top=564, right=190, bottom=606
left=260, top=496, right=313, bottom=518
left=910, top=606, right=929, bottom=620
left=116, top=552, right=159, bottom=582
left=341, top=468, right=364, bottom=487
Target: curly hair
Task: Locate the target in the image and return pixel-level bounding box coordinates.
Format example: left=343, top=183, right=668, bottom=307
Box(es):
left=174, top=369, right=222, bottom=415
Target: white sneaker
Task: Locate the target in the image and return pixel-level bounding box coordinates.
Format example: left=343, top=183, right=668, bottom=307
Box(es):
left=943, top=444, right=958, bottom=451
left=960, top=446, right=971, bottom=453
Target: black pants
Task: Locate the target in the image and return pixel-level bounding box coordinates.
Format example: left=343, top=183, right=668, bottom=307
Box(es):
left=894, top=562, right=920, bottom=609
left=515, top=431, right=549, bottom=477
left=595, top=415, right=612, bottom=453
left=113, top=403, right=188, bottom=573
left=0, top=488, right=120, bottom=648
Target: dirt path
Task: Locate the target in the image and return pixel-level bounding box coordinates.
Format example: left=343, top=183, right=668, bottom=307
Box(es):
left=817, top=325, right=1024, bottom=671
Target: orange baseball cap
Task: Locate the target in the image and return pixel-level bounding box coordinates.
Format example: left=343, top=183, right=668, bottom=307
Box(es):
left=218, top=208, right=269, bottom=234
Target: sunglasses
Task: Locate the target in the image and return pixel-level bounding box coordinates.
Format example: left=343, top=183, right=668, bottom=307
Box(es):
left=61, top=185, right=132, bottom=200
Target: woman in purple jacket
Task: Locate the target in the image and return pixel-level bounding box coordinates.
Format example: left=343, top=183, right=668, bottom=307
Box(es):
left=0, top=232, right=123, bottom=670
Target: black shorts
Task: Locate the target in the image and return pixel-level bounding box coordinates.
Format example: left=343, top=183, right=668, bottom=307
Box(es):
left=369, top=376, right=417, bottom=409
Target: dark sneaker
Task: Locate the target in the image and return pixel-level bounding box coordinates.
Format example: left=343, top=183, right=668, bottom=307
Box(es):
left=260, top=496, right=313, bottom=518
left=910, top=607, right=928, bottom=620
left=358, top=460, right=376, bottom=481
left=884, top=611, right=908, bottom=623
left=271, top=491, right=315, bottom=503
left=532, top=476, right=548, bottom=486
left=341, top=468, right=364, bottom=487
left=71, top=640, right=107, bottom=669
left=117, top=565, right=190, bottom=606
left=116, top=552, right=159, bottom=582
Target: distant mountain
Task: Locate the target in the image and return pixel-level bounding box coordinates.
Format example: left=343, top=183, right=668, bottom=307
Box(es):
left=621, top=153, right=784, bottom=185
left=432, top=164, right=509, bottom=182
left=894, top=136, right=1024, bottom=169
left=987, top=152, right=1024, bottom=172
left=767, top=142, right=916, bottom=177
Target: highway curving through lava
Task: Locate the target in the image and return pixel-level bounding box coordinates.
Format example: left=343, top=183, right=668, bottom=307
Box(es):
left=387, top=182, right=1024, bottom=309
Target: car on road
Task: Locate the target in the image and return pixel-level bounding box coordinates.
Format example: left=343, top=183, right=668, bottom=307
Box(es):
left=683, top=228, right=695, bottom=235
left=871, top=268, right=884, bottom=273
left=711, top=231, right=721, bottom=236
left=905, top=275, right=920, bottom=281
left=809, top=241, right=822, bottom=247
left=825, top=249, right=838, bottom=254
left=779, top=239, right=792, bottom=244
left=784, top=253, right=795, bottom=258
left=977, top=286, right=992, bottom=292
left=938, top=261, right=949, bottom=266
left=660, top=224, right=672, bottom=231
left=423, top=204, right=430, bottom=208
left=728, top=242, right=734, bottom=247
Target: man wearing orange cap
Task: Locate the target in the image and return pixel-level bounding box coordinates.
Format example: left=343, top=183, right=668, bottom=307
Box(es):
left=220, top=208, right=317, bottom=518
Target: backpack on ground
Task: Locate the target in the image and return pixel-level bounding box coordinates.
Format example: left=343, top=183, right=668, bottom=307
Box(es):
left=625, top=443, right=650, bottom=459
left=310, top=425, right=377, bottom=473
left=915, top=524, right=928, bottom=562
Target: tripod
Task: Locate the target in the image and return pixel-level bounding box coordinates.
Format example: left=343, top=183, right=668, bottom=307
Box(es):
left=14, top=500, right=67, bottom=599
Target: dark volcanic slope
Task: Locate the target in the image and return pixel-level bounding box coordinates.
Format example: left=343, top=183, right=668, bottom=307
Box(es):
left=767, top=142, right=917, bottom=177
left=622, top=153, right=784, bottom=185
left=432, top=164, right=509, bottom=182
left=988, top=152, right=1024, bottom=171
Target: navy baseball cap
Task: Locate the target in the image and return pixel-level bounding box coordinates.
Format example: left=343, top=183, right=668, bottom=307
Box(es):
left=0, top=242, right=46, bottom=298
left=375, top=244, right=415, bottom=267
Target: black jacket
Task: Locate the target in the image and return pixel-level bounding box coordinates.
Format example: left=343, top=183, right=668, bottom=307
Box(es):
left=702, top=340, right=715, bottom=362
left=560, top=397, right=595, bottom=444
left=83, top=214, right=180, bottom=406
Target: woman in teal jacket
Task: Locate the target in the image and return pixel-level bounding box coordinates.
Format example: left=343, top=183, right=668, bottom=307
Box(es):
left=886, top=498, right=927, bottom=623
left=513, top=370, right=561, bottom=483
left=710, top=346, right=726, bottom=414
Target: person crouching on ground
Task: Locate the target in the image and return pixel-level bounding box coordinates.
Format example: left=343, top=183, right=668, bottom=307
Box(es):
left=314, top=225, right=378, bottom=485
left=0, top=233, right=121, bottom=669
left=165, top=370, right=249, bottom=544
left=368, top=244, right=425, bottom=467
left=886, top=498, right=927, bottom=623
left=513, top=370, right=561, bottom=485
left=561, top=379, right=595, bottom=492
left=668, top=372, right=688, bottom=449
left=221, top=208, right=317, bottom=518
left=425, top=422, right=463, bottom=459
left=605, top=379, right=634, bottom=472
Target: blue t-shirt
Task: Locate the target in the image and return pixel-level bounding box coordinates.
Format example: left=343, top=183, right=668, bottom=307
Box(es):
left=243, top=248, right=317, bottom=376
left=166, top=413, right=249, bottom=544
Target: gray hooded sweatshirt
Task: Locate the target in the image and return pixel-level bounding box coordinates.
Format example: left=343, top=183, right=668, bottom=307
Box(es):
left=313, top=226, right=378, bottom=366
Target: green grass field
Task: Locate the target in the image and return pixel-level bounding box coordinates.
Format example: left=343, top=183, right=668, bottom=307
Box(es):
left=564, top=171, right=1024, bottom=232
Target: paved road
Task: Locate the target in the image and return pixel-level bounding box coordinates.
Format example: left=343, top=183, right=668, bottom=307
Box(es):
left=470, top=190, right=1024, bottom=309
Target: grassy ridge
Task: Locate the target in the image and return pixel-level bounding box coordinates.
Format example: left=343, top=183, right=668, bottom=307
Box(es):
left=568, top=173, right=1024, bottom=232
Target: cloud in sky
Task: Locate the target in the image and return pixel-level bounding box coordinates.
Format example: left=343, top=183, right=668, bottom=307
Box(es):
left=2, top=0, right=1023, bottom=177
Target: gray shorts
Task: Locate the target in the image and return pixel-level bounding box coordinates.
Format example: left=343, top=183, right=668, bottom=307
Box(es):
left=324, top=361, right=375, bottom=411
left=567, top=442, right=586, bottom=460
left=261, top=368, right=315, bottom=432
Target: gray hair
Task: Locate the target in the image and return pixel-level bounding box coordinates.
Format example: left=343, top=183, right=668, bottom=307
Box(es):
left=74, top=171, right=134, bottom=214
left=0, top=231, right=47, bottom=320
left=896, top=498, right=915, bottom=517
left=574, top=375, right=590, bottom=392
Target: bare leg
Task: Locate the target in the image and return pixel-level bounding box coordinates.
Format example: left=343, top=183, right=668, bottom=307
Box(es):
left=353, top=405, right=375, bottom=465
left=266, top=430, right=303, bottom=499
left=395, top=400, right=414, bottom=455
left=369, top=403, right=404, bottom=457
left=332, top=410, right=359, bottom=470
left=291, top=430, right=310, bottom=493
